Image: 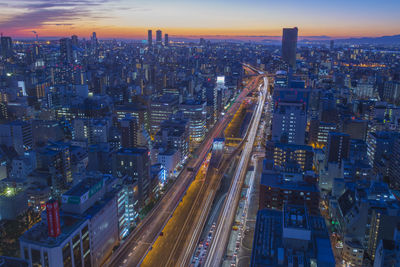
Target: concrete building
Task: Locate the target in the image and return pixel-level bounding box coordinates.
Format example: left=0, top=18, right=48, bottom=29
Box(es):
left=20, top=175, right=126, bottom=267
left=282, top=27, right=298, bottom=69
left=150, top=94, right=179, bottom=135
left=112, top=147, right=151, bottom=205
left=259, top=169, right=320, bottom=215
left=251, top=204, right=334, bottom=267
left=157, top=149, right=180, bottom=178
left=271, top=101, right=307, bottom=145
left=0, top=120, right=33, bottom=155
left=179, top=100, right=207, bottom=146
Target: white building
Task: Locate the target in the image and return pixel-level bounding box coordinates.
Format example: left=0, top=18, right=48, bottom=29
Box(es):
left=158, top=149, right=180, bottom=178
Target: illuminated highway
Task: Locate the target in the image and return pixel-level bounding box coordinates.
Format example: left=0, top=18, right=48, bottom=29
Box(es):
left=140, top=75, right=262, bottom=267
left=107, top=75, right=262, bottom=267
left=204, top=76, right=268, bottom=267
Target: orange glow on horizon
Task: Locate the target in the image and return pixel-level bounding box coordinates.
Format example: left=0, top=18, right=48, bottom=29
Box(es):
left=6, top=24, right=396, bottom=40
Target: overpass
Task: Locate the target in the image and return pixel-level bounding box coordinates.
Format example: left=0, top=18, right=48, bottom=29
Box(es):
left=204, top=76, right=269, bottom=267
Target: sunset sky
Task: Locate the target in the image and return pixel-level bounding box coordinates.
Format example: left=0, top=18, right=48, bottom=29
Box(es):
left=0, top=0, right=399, bottom=39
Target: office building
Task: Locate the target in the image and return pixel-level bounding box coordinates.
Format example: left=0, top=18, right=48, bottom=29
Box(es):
left=259, top=170, right=320, bottom=215
left=282, top=27, right=298, bottom=68
left=180, top=100, right=207, bottom=146
left=113, top=147, right=151, bottom=205
left=90, top=32, right=97, bottom=54
left=164, top=33, right=169, bottom=46
left=251, top=205, right=335, bottom=267
left=20, top=175, right=125, bottom=267
left=147, top=30, right=152, bottom=46
left=309, top=119, right=337, bottom=146
left=72, top=118, right=111, bottom=146
left=326, top=132, right=350, bottom=165
left=271, top=100, right=307, bottom=145
left=0, top=36, right=13, bottom=58
left=367, top=131, right=399, bottom=176
left=156, top=30, right=162, bottom=45
left=373, top=239, right=397, bottom=267
left=266, top=141, right=314, bottom=172
left=36, top=142, right=72, bottom=188
left=153, top=118, right=189, bottom=163
left=119, top=117, right=139, bottom=148
left=150, top=94, right=179, bottom=135
left=60, top=38, right=73, bottom=64
left=0, top=186, right=28, bottom=220
left=342, top=239, right=364, bottom=267
left=0, top=120, right=33, bottom=155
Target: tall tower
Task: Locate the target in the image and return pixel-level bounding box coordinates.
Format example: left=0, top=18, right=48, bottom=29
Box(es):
left=147, top=30, right=153, bottom=46
left=164, top=33, right=169, bottom=46
left=1, top=36, right=13, bottom=58
left=156, top=30, right=162, bottom=45
left=59, top=38, right=73, bottom=63
left=282, top=27, right=298, bottom=69
left=91, top=32, right=98, bottom=54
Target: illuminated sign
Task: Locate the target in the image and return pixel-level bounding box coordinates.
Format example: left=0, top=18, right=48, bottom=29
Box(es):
left=217, top=76, right=225, bottom=84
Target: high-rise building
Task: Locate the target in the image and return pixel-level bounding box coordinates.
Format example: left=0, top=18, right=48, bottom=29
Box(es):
left=20, top=175, right=126, bottom=267
left=154, top=118, right=190, bottom=163
left=266, top=141, right=314, bottom=172
left=156, top=30, right=162, bottom=45
left=147, top=30, right=153, bottom=46
left=367, top=131, right=399, bottom=176
left=0, top=121, right=33, bottom=155
left=326, top=132, right=350, bottom=165
left=113, top=147, right=151, bottom=205
left=164, top=33, right=169, bottom=46
left=0, top=36, right=13, bottom=58
left=59, top=38, right=73, bottom=64
left=119, top=117, right=139, bottom=148
left=91, top=32, right=98, bottom=54
left=150, top=94, right=179, bottom=135
left=180, top=100, right=207, bottom=146
left=271, top=100, right=307, bottom=145
left=282, top=27, right=298, bottom=68
left=71, top=35, right=78, bottom=46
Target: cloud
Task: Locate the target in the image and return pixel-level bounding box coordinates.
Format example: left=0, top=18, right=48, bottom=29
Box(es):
left=0, top=0, right=119, bottom=30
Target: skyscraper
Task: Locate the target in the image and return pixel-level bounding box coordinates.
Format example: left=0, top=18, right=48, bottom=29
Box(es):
left=326, top=132, right=350, bottom=165
left=164, top=33, right=169, bottom=46
left=1, top=36, right=13, bottom=58
left=90, top=32, right=98, bottom=54
left=59, top=38, right=73, bottom=63
left=156, top=29, right=162, bottom=45
left=147, top=30, right=153, bottom=46
left=282, top=27, right=298, bottom=69
left=71, top=35, right=78, bottom=47
left=271, top=100, right=307, bottom=145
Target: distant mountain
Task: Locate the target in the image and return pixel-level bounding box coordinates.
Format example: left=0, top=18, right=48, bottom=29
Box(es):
left=335, top=34, right=400, bottom=45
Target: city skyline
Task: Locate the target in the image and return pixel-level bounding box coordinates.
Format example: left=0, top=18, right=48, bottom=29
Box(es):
left=0, top=0, right=399, bottom=39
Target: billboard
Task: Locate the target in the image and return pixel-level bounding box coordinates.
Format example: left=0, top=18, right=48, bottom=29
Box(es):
left=46, top=200, right=61, bottom=238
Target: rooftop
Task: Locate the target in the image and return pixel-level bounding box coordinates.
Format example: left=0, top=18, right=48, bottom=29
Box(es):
left=63, top=176, right=104, bottom=198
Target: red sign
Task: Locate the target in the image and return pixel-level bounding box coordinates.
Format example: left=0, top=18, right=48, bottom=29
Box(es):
left=46, top=200, right=61, bottom=238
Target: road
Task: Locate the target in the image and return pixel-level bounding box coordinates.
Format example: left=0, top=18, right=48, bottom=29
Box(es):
left=107, top=75, right=262, bottom=267
left=141, top=75, right=262, bottom=267
left=204, top=76, right=268, bottom=267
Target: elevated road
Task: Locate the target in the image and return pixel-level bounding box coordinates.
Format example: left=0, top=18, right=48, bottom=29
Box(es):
left=204, top=76, right=268, bottom=267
